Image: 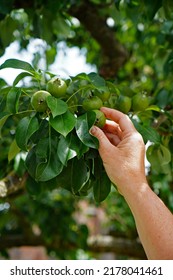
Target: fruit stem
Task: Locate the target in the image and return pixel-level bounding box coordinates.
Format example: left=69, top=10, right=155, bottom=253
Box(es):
left=66, top=85, right=93, bottom=103
left=68, top=104, right=83, bottom=108
left=66, top=88, right=81, bottom=103
left=15, top=110, right=35, bottom=115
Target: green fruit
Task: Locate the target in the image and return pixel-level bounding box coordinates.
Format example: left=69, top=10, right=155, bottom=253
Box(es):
left=121, top=86, right=135, bottom=97
left=93, top=110, right=106, bottom=128
left=82, top=96, right=103, bottom=111
left=31, top=90, right=51, bottom=112
left=93, top=90, right=111, bottom=102
left=46, top=77, right=67, bottom=98
left=117, top=95, right=131, bottom=114
left=132, top=94, right=149, bottom=111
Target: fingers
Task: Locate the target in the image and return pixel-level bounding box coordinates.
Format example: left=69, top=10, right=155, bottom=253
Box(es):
left=104, top=132, right=121, bottom=146
left=90, top=107, right=137, bottom=153
left=103, top=120, right=120, bottom=132
left=100, top=107, right=136, bottom=133
left=103, top=120, right=122, bottom=140
left=89, top=125, right=113, bottom=151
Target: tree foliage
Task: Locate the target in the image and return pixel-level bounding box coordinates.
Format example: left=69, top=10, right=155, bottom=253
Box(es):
left=0, top=0, right=173, bottom=259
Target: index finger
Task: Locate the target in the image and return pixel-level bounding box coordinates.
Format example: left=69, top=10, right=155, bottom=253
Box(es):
left=100, top=107, right=136, bottom=133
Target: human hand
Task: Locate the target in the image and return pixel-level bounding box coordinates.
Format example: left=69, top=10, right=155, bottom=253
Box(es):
left=90, top=107, right=147, bottom=196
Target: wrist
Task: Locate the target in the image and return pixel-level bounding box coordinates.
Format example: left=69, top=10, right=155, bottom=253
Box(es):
left=117, top=175, right=149, bottom=199
left=123, top=181, right=151, bottom=211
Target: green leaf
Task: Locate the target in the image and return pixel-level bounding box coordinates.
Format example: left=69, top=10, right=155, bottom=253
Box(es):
left=36, top=138, right=49, bottom=159
left=26, top=176, right=42, bottom=196
left=58, top=133, right=89, bottom=162
left=0, top=16, right=18, bottom=47
left=141, top=0, right=162, bottom=20
left=147, top=144, right=159, bottom=167
left=163, top=51, right=173, bottom=76
left=0, top=0, right=14, bottom=16
left=0, top=59, right=35, bottom=73
left=114, top=0, right=121, bottom=10
left=47, top=95, right=68, bottom=118
left=0, top=78, right=7, bottom=88
left=36, top=152, right=63, bottom=182
left=71, top=72, right=107, bottom=92
left=106, top=81, right=120, bottom=96
left=13, top=72, right=34, bottom=86
left=35, top=138, right=63, bottom=181
left=88, top=72, right=107, bottom=91
left=72, top=72, right=90, bottom=82
left=93, top=171, right=111, bottom=203
left=158, top=144, right=171, bottom=165
left=30, top=119, right=49, bottom=144
left=73, top=137, right=89, bottom=158
left=70, top=157, right=88, bottom=194
left=45, top=46, right=57, bottom=65
left=75, top=111, right=99, bottom=149
left=132, top=120, right=160, bottom=144
left=25, top=146, right=38, bottom=179
left=0, top=113, right=11, bottom=138
left=8, top=139, right=21, bottom=162
left=79, top=180, right=92, bottom=196
left=15, top=116, right=39, bottom=151
left=25, top=141, right=63, bottom=182
left=163, top=0, right=173, bottom=19
left=93, top=156, right=104, bottom=179
left=50, top=111, right=76, bottom=137
left=145, top=105, right=161, bottom=112
left=14, top=152, right=26, bottom=177
left=55, top=163, right=73, bottom=191
left=146, top=143, right=171, bottom=173
left=56, top=157, right=89, bottom=194
left=33, top=135, right=64, bottom=182
left=6, top=87, right=21, bottom=113
left=57, top=135, right=77, bottom=165
left=55, top=16, right=71, bottom=38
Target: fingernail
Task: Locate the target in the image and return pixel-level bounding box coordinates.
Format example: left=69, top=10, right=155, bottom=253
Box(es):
left=89, top=126, right=96, bottom=135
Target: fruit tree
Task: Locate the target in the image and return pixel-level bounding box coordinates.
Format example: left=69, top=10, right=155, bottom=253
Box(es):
left=0, top=0, right=173, bottom=259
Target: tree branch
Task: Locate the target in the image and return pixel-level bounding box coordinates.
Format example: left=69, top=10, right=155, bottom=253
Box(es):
left=11, top=0, right=128, bottom=78
left=69, top=0, right=128, bottom=78
left=0, top=172, right=27, bottom=198
left=0, top=233, right=146, bottom=259
left=88, top=235, right=147, bottom=259
left=0, top=234, right=45, bottom=250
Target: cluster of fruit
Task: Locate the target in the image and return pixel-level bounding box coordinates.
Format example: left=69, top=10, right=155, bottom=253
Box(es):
left=31, top=76, right=150, bottom=130
left=31, top=76, right=67, bottom=112
left=107, top=87, right=150, bottom=114
left=31, top=76, right=107, bottom=128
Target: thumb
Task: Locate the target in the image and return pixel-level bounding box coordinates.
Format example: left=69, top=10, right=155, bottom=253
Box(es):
left=89, top=125, right=111, bottom=149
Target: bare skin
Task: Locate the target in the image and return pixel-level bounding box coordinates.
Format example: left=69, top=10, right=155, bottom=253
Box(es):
left=90, top=107, right=173, bottom=260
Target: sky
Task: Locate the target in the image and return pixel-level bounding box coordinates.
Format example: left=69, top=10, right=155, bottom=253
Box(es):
left=0, top=40, right=96, bottom=85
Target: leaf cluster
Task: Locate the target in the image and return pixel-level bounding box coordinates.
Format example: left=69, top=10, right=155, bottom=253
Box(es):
left=0, top=59, right=117, bottom=202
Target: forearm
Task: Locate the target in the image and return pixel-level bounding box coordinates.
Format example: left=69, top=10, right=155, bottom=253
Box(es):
left=90, top=108, right=173, bottom=259
left=123, top=182, right=173, bottom=260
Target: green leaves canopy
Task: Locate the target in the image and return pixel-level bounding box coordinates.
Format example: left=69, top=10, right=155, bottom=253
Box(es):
left=0, top=58, right=114, bottom=202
